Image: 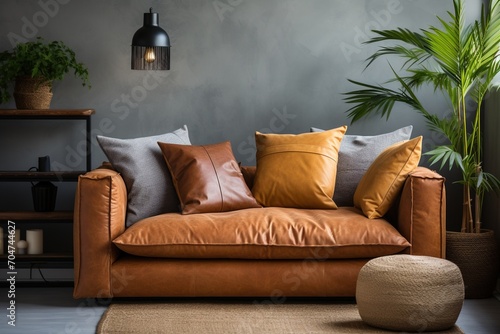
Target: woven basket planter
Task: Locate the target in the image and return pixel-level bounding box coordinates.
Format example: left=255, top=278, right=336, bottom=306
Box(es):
left=13, top=76, right=53, bottom=109
left=446, top=229, right=499, bottom=299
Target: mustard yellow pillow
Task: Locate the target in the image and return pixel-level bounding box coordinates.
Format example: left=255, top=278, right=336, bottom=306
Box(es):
left=252, top=126, right=347, bottom=209
left=353, top=136, right=422, bottom=219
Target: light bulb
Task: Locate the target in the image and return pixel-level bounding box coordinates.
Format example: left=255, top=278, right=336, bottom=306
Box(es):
left=144, top=47, right=155, bottom=63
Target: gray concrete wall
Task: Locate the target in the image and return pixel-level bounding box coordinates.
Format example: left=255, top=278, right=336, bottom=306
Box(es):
left=0, top=0, right=485, bottom=234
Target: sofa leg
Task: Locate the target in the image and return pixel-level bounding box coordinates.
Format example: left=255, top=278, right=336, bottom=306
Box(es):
left=95, top=298, right=112, bottom=307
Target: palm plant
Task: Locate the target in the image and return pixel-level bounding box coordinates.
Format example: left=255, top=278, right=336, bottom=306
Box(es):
left=344, top=0, right=500, bottom=233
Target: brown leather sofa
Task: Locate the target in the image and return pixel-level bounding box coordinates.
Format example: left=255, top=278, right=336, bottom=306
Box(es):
left=73, top=165, right=446, bottom=299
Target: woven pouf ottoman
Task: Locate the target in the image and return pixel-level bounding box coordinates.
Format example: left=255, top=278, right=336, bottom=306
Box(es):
left=356, top=255, right=464, bottom=332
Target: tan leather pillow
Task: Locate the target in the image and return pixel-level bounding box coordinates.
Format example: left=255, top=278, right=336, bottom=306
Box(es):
left=353, top=136, right=422, bottom=219
left=252, top=126, right=347, bottom=208
left=158, top=141, right=261, bottom=214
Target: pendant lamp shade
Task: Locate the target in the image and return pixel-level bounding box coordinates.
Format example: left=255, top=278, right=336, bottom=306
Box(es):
left=131, top=8, right=170, bottom=70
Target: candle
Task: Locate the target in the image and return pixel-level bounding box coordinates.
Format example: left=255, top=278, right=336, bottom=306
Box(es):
left=17, top=240, right=28, bottom=255
left=0, top=227, right=3, bottom=255
left=26, top=229, right=43, bottom=255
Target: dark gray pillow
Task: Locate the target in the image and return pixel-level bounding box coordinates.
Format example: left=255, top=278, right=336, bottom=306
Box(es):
left=311, top=126, right=413, bottom=206
left=97, top=126, right=191, bottom=227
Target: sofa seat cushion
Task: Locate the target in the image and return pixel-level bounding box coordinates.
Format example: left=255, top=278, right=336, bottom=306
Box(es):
left=113, top=207, right=410, bottom=260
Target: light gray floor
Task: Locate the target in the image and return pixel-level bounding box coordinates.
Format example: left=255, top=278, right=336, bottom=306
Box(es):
left=0, top=287, right=106, bottom=334
left=0, top=287, right=499, bottom=333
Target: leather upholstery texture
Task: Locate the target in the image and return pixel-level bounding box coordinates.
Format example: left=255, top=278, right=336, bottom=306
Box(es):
left=398, top=167, right=446, bottom=258
left=73, top=167, right=127, bottom=299
left=158, top=141, right=260, bottom=214
left=113, top=207, right=409, bottom=259
left=354, top=136, right=422, bottom=218
left=73, top=164, right=446, bottom=298
left=252, top=126, right=346, bottom=209
left=109, top=257, right=366, bottom=297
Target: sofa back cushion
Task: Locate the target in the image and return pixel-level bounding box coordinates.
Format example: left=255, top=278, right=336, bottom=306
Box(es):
left=113, top=207, right=410, bottom=260
left=240, top=166, right=256, bottom=189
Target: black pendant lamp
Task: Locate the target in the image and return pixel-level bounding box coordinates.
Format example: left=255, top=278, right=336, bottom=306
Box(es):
left=131, top=8, right=170, bottom=70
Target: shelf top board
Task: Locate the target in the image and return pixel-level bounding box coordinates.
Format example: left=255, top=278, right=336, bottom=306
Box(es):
left=0, top=252, right=73, bottom=261
left=0, top=171, right=85, bottom=181
left=0, top=211, right=73, bottom=220
left=0, top=109, right=95, bottom=117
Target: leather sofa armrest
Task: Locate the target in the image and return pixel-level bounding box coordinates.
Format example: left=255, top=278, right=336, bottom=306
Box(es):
left=73, top=166, right=127, bottom=299
left=397, top=167, right=446, bottom=258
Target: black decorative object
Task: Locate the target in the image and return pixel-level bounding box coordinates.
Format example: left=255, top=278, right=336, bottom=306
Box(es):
left=30, top=156, right=57, bottom=212
left=131, top=8, right=171, bottom=70
left=38, top=155, right=50, bottom=172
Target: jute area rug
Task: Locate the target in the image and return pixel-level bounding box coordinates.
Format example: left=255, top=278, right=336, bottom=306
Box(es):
left=97, top=300, right=464, bottom=333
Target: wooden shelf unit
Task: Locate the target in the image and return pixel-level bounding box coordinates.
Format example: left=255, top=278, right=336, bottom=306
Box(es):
left=0, top=109, right=94, bottom=265
left=0, top=108, right=95, bottom=171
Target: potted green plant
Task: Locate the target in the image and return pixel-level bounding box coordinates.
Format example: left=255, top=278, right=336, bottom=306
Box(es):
left=0, top=37, right=90, bottom=109
left=344, top=0, right=500, bottom=298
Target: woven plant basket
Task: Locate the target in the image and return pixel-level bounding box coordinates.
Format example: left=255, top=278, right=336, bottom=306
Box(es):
left=446, top=229, right=499, bottom=299
left=13, top=76, right=53, bottom=109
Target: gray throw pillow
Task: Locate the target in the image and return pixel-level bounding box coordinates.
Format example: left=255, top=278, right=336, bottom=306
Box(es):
left=311, top=126, right=413, bottom=207
left=97, top=125, right=191, bottom=227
